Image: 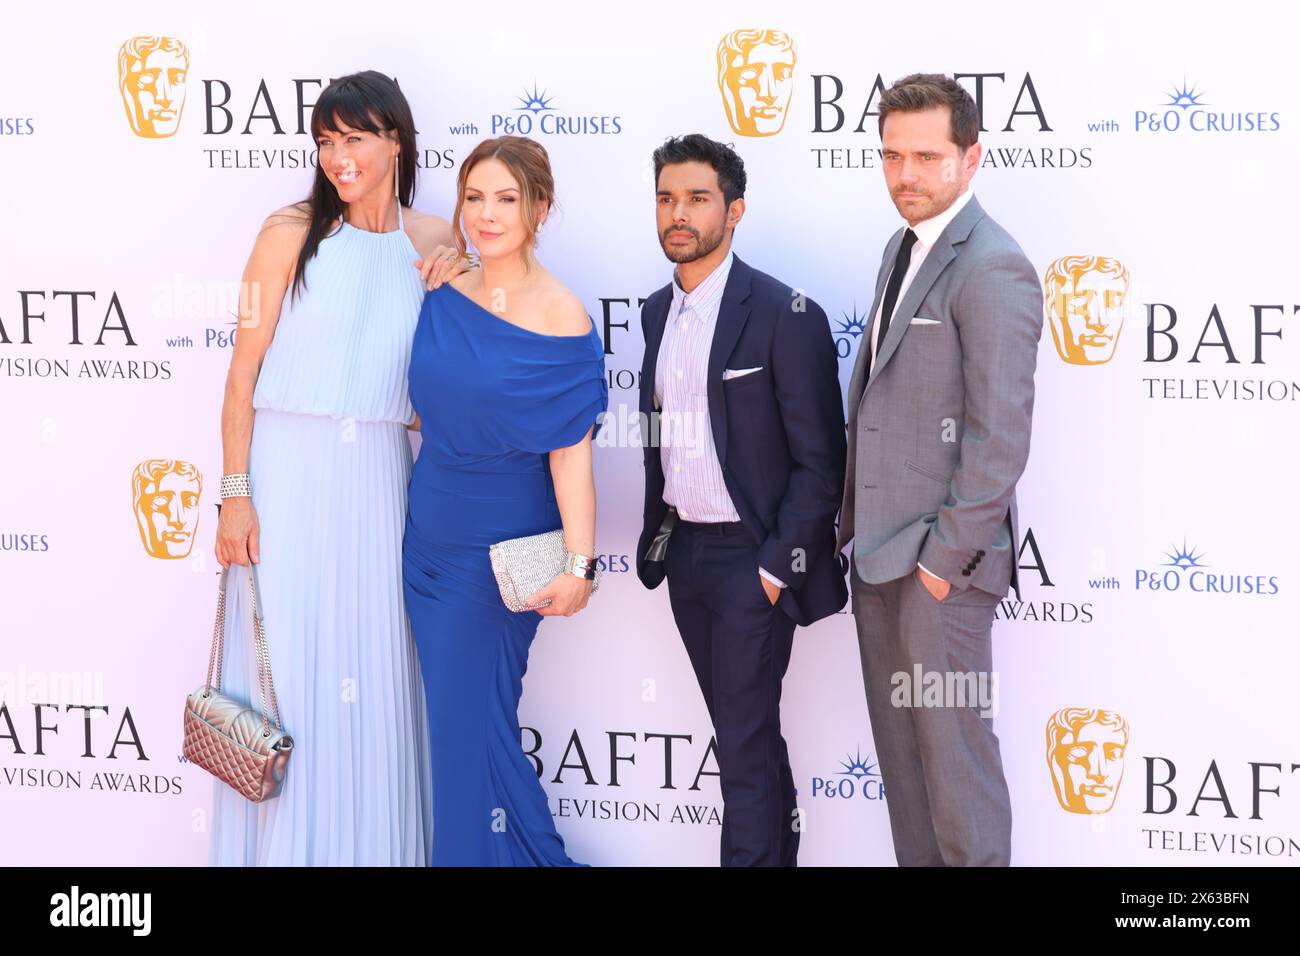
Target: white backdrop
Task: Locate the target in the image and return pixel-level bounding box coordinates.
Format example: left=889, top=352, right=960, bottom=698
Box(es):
left=2, top=0, right=1297, bottom=865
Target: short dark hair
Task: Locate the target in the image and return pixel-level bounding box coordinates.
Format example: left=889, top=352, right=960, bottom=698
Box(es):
left=651, top=134, right=747, bottom=208
left=878, top=73, right=979, bottom=152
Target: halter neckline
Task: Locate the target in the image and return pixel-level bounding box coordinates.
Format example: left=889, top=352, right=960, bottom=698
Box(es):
left=339, top=196, right=405, bottom=235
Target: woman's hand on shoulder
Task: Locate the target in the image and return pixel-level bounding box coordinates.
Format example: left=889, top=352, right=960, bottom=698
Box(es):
left=416, top=245, right=476, bottom=291
left=408, top=211, right=474, bottom=291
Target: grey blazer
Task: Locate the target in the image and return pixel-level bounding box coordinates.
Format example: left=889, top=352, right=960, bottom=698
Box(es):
left=837, top=195, right=1042, bottom=599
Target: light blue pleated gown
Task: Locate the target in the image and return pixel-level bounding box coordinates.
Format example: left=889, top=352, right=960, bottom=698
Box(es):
left=208, top=207, right=433, bottom=866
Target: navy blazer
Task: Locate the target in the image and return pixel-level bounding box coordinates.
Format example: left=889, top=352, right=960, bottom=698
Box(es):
left=635, top=254, right=848, bottom=627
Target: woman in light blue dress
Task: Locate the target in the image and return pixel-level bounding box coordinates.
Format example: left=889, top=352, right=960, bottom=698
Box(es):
left=209, top=72, right=455, bottom=865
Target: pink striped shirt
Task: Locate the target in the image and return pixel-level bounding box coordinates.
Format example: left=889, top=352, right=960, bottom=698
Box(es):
left=655, top=251, right=736, bottom=522
left=653, top=252, right=786, bottom=588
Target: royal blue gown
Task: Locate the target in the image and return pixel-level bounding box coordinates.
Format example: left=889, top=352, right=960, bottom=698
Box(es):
left=402, top=282, right=607, bottom=866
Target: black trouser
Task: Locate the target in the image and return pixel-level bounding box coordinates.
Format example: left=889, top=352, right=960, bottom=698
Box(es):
left=665, top=518, right=799, bottom=866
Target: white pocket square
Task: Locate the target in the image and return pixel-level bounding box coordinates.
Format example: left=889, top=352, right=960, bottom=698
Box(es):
left=722, top=366, right=764, bottom=380
left=910, top=316, right=942, bottom=326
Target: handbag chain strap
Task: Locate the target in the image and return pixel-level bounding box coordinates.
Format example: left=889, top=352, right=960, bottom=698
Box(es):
left=204, top=564, right=284, bottom=737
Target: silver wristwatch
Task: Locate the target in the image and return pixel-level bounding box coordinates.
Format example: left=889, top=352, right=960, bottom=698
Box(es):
left=564, top=551, right=600, bottom=584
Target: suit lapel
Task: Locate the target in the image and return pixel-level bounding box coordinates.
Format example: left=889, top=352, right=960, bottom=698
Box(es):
left=859, top=195, right=987, bottom=404
left=865, top=241, right=956, bottom=388
left=845, top=230, right=900, bottom=426
left=707, top=255, right=753, bottom=467
left=641, top=287, right=672, bottom=418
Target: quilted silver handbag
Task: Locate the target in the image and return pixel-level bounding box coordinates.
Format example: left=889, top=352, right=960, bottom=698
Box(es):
left=489, top=528, right=601, bottom=612
left=182, top=564, right=293, bottom=802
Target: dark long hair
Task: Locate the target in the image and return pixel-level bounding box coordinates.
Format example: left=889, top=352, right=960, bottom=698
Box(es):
left=288, top=71, right=417, bottom=300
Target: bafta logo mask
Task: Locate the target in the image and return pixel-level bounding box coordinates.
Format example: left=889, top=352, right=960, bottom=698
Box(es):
left=716, top=29, right=797, bottom=137
left=132, top=459, right=202, bottom=559
left=118, top=36, right=190, bottom=138
left=1047, top=706, right=1129, bottom=814
left=1044, top=255, right=1130, bottom=365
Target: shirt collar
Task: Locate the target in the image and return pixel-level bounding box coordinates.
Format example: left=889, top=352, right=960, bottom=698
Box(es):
left=671, top=250, right=734, bottom=315
left=910, top=189, right=974, bottom=249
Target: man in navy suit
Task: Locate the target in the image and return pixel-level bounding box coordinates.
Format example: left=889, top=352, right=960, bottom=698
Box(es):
left=635, top=134, right=847, bottom=866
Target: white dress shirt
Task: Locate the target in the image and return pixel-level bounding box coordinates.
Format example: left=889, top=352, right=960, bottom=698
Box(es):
left=655, top=251, right=786, bottom=589
left=869, top=189, right=975, bottom=586
left=869, top=188, right=974, bottom=375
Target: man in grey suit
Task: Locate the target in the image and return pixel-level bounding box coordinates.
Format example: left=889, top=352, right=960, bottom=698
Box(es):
left=838, top=74, right=1043, bottom=866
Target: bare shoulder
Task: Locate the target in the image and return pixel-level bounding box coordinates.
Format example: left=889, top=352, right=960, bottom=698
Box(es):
left=257, top=203, right=310, bottom=248
left=261, top=202, right=310, bottom=232
left=449, top=269, right=480, bottom=294
left=250, top=204, right=309, bottom=272
left=404, top=208, right=454, bottom=258
left=540, top=278, right=591, bottom=336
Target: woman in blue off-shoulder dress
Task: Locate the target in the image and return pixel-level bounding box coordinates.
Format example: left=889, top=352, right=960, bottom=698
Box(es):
left=403, top=136, right=607, bottom=866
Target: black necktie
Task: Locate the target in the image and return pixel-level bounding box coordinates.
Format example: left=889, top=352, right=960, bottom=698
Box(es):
left=874, top=228, right=919, bottom=365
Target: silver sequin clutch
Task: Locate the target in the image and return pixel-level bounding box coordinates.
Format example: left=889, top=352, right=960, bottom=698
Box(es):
left=489, top=528, right=600, bottom=612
